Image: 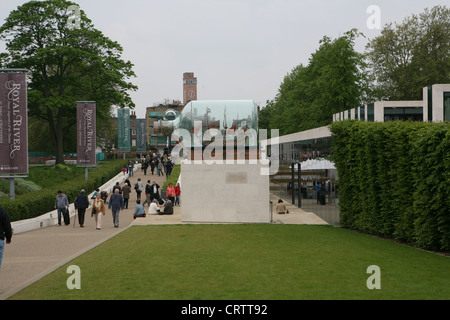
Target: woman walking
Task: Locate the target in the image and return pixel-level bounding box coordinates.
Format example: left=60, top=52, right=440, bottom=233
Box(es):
left=91, top=193, right=106, bottom=230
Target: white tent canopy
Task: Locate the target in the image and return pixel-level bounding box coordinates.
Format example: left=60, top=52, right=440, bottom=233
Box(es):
left=299, top=159, right=336, bottom=171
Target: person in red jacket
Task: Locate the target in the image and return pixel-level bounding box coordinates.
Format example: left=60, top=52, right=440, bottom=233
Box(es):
left=174, top=182, right=181, bottom=207
left=166, top=182, right=176, bottom=204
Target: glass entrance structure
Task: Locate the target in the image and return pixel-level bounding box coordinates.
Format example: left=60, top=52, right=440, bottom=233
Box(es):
left=266, top=126, right=340, bottom=226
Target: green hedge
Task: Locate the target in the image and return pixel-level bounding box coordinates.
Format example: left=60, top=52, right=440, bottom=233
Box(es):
left=0, top=159, right=128, bottom=222
left=330, top=120, right=450, bottom=252
left=162, top=164, right=181, bottom=189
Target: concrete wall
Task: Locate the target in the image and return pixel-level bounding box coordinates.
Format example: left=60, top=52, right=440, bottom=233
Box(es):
left=181, top=162, right=270, bottom=223
left=424, top=84, right=450, bottom=122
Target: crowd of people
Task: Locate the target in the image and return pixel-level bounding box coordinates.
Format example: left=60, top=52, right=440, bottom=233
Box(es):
left=0, top=153, right=180, bottom=270
left=55, top=153, right=180, bottom=229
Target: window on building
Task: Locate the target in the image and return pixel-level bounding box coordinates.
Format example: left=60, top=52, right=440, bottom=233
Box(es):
left=384, top=107, right=423, bottom=122
left=428, top=86, right=433, bottom=122
left=444, top=92, right=450, bottom=122
left=367, top=104, right=374, bottom=122
left=360, top=106, right=365, bottom=121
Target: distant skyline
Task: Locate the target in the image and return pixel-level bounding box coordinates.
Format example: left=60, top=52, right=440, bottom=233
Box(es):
left=1, top=0, right=448, bottom=119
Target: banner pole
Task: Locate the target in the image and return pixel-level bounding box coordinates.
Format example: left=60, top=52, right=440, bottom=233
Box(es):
left=9, top=176, right=15, bottom=201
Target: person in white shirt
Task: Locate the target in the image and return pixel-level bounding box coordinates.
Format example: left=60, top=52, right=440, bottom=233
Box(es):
left=148, top=199, right=162, bottom=215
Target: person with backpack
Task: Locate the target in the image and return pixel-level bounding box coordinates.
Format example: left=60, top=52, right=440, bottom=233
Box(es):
left=134, top=178, right=143, bottom=201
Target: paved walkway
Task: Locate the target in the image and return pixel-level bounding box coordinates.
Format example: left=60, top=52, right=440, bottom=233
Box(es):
left=0, top=166, right=327, bottom=300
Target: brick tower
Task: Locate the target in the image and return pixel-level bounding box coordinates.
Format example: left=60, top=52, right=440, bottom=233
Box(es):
left=183, top=72, right=197, bottom=104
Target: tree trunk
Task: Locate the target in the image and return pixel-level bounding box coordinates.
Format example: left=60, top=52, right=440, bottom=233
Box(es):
left=55, top=108, right=65, bottom=164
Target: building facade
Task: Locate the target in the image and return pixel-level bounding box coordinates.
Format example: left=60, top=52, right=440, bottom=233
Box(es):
left=333, top=84, right=450, bottom=123
left=146, top=100, right=184, bottom=154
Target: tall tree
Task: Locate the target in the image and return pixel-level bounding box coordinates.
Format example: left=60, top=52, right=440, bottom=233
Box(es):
left=0, top=0, right=137, bottom=163
left=367, top=5, right=450, bottom=101
left=261, top=29, right=370, bottom=135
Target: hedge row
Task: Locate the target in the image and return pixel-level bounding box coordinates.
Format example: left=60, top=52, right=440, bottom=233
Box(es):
left=0, top=159, right=128, bottom=222
left=330, top=120, right=450, bottom=252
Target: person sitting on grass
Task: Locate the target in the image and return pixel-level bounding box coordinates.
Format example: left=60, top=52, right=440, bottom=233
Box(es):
left=133, top=200, right=146, bottom=219
left=275, top=199, right=288, bottom=214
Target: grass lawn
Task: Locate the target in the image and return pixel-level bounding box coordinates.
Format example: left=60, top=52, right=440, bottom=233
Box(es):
left=10, top=224, right=450, bottom=300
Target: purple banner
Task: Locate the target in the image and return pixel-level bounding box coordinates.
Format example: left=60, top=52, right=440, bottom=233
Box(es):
left=77, top=102, right=96, bottom=167
left=0, top=71, right=28, bottom=175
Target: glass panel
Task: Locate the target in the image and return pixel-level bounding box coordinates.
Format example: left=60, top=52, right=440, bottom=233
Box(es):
left=384, top=107, right=423, bottom=122
left=444, top=92, right=450, bottom=122
left=367, top=103, right=374, bottom=122
left=360, top=106, right=365, bottom=121
left=270, top=137, right=340, bottom=226
left=428, top=86, right=433, bottom=122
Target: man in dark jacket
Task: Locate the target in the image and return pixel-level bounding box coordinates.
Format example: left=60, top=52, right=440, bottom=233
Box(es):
left=0, top=205, right=12, bottom=270
left=150, top=181, right=160, bottom=202
left=74, top=189, right=90, bottom=227
left=108, top=188, right=124, bottom=228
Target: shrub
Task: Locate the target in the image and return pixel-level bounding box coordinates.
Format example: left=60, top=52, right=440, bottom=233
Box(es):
left=330, top=120, right=450, bottom=252
left=0, top=159, right=128, bottom=222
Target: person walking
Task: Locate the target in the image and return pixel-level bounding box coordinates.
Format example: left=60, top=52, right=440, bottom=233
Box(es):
left=122, top=182, right=132, bottom=209
left=157, top=161, right=163, bottom=176
left=166, top=182, right=176, bottom=204
left=112, top=182, right=122, bottom=194
left=174, top=182, right=181, bottom=206
left=54, top=191, right=69, bottom=226
left=150, top=181, right=160, bottom=202
left=150, top=160, right=155, bottom=175
left=129, top=160, right=134, bottom=177
left=108, top=188, right=124, bottom=228
left=91, top=193, right=106, bottom=230
left=142, top=161, right=148, bottom=175
left=74, top=189, right=89, bottom=227
left=142, top=180, right=152, bottom=207
left=0, top=205, right=12, bottom=271
left=134, top=178, right=143, bottom=201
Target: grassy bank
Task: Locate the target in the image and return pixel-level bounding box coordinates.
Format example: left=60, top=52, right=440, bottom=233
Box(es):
left=0, top=160, right=128, bottom=221
left=10, top=224, right=450, bottom=300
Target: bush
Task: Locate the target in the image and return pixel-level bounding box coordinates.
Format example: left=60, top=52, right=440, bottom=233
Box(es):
left=162, top=164, right=181, bottom=189
left=15, top=178, right=42, bottom=192
left=0, top=159, right=128, bottom=222
left=330, top=120, right=450, bottom=252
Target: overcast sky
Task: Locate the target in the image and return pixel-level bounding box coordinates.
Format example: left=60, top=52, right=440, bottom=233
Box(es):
left=1, top=0, right=448, bottom=118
